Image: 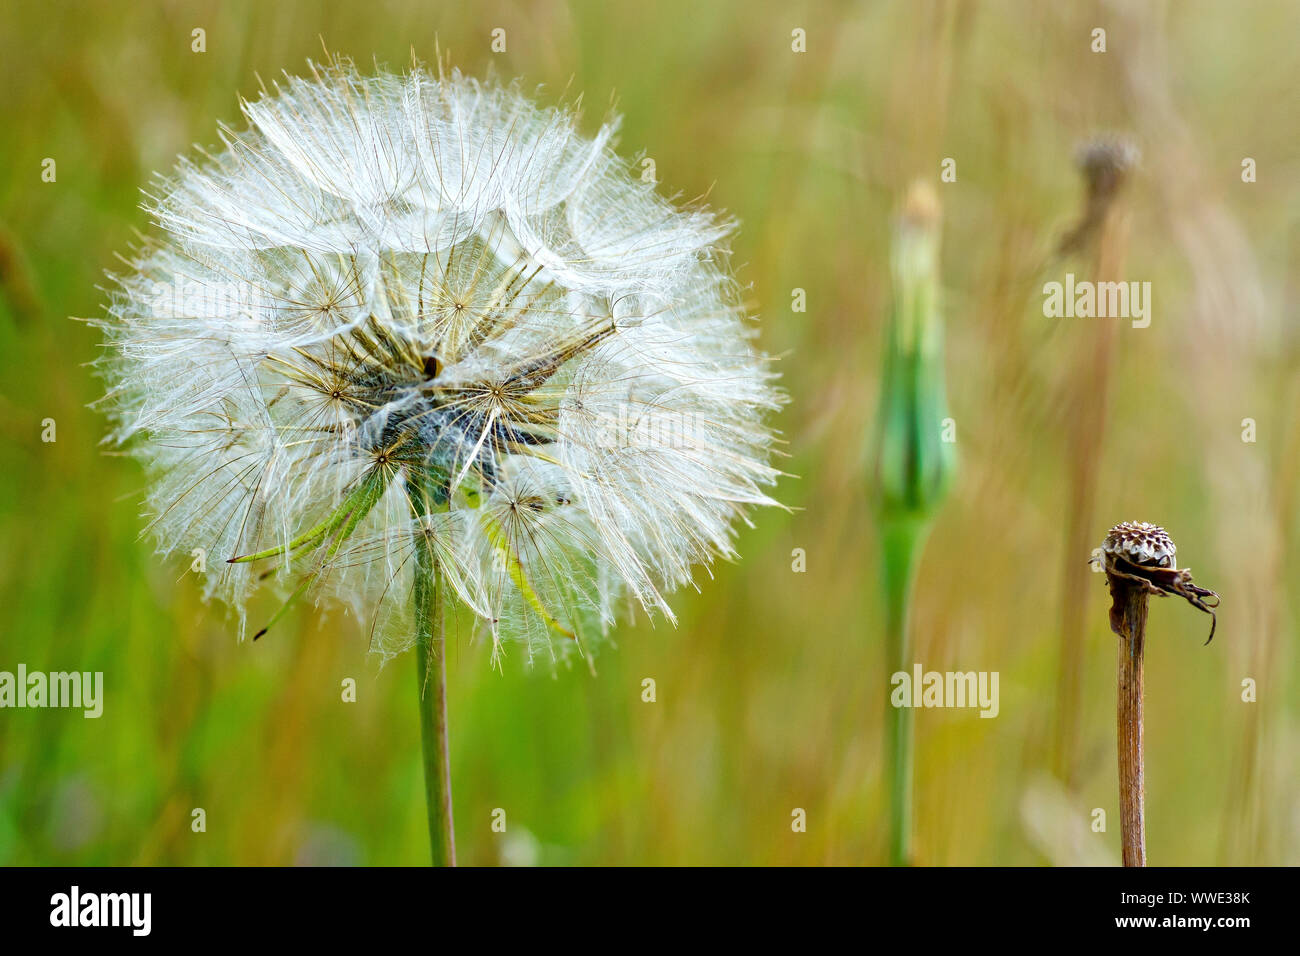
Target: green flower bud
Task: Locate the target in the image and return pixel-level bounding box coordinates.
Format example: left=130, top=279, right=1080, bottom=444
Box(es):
left=872, top=181, right=955, bottom=520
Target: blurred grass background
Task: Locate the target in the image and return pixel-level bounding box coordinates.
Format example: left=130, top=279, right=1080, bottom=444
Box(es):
left=1, top=0, right=1297, bottom=865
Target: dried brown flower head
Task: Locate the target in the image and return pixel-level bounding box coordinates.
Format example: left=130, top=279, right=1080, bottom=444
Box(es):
left=1092, top=521, right=1220, bottom=644
left=1059, top=135, right=1140, bottom=256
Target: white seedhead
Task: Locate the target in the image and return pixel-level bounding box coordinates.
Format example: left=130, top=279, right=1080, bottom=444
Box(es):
left=95, top=58, right=783, bottom=667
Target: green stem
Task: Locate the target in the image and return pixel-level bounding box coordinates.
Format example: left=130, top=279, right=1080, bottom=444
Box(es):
left=882, top=516, right=925, bottom=866
left=414, top=528, right=456, bottom=866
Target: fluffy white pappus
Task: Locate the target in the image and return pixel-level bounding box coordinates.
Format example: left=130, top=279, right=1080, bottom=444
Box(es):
left=95, top=57, right=783, bottom=667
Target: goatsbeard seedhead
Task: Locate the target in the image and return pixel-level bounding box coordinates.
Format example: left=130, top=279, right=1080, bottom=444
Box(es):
left=95, top=58, right=783, bottom=667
